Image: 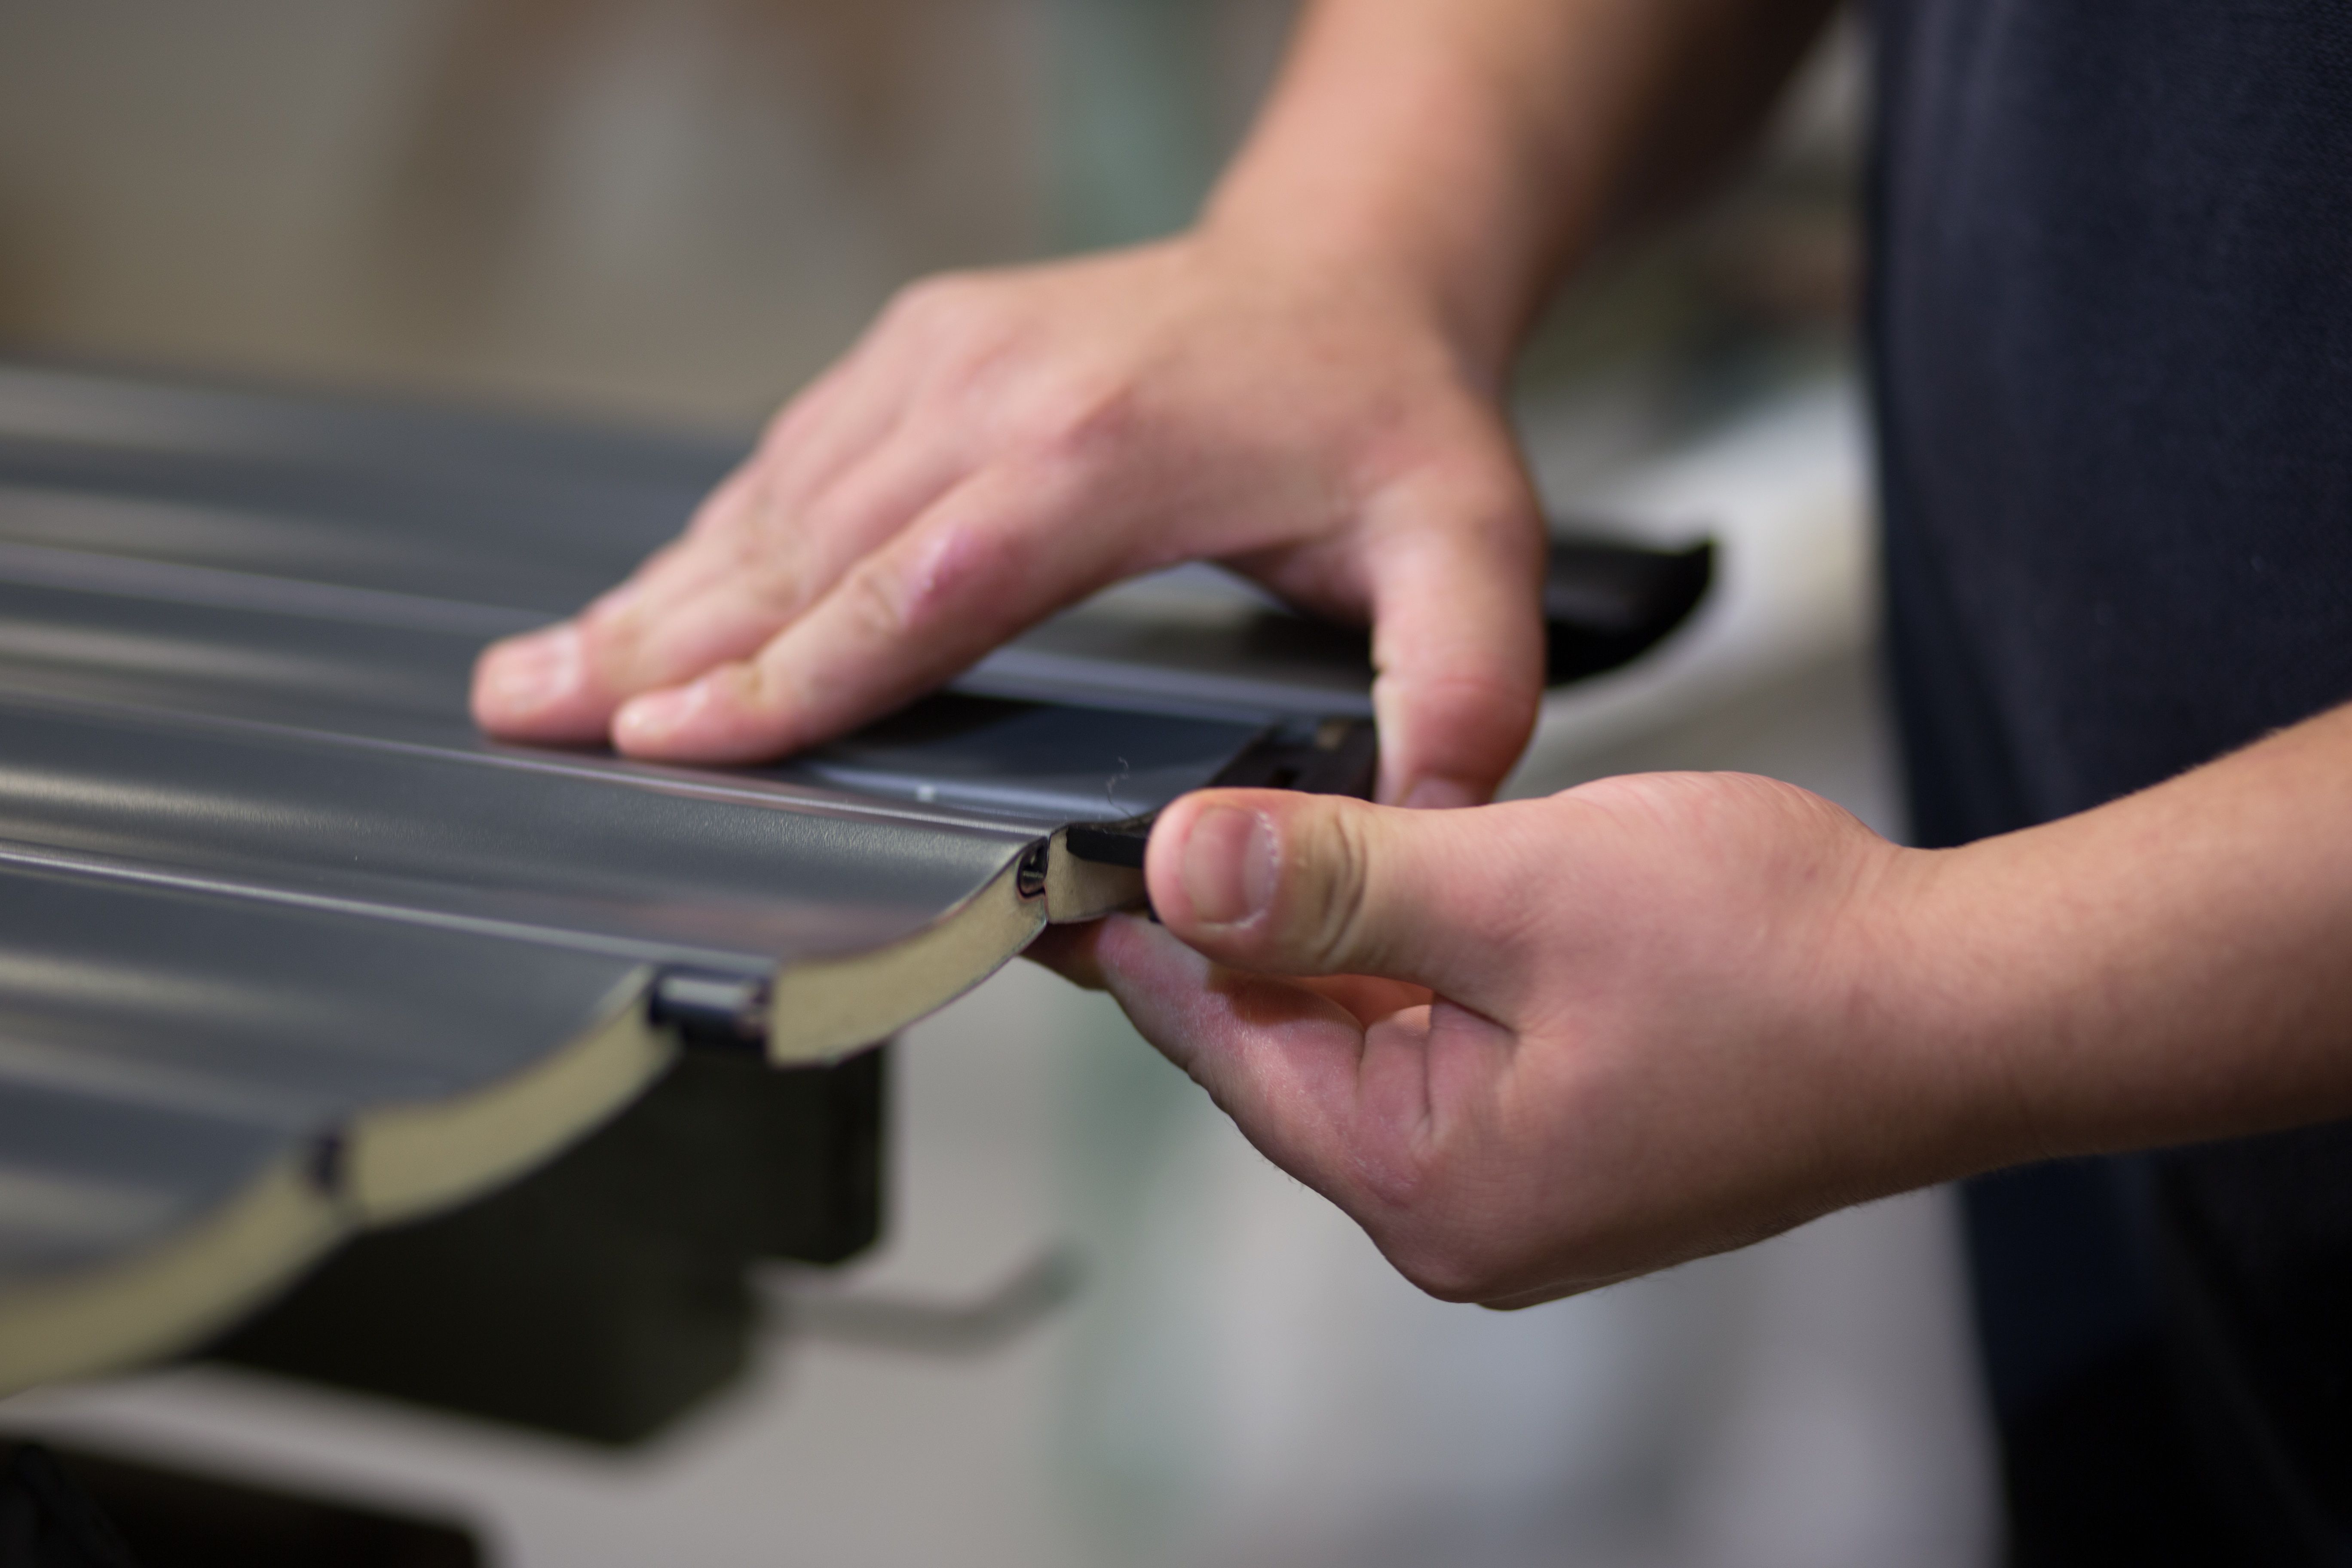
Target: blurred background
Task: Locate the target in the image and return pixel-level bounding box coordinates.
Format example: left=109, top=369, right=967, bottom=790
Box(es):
left=0, top=3, right=1996, bottom=1565
left=0, top=0, right=1854, bottom=431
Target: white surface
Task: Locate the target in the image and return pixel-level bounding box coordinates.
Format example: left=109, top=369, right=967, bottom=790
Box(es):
left=1514, top=376, right=1877, bottom=794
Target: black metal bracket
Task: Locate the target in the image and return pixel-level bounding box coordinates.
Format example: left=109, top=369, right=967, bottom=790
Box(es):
left=1540, top=534, right=1714, bottom=684
left=1062, top=815, right=1155, bottom=870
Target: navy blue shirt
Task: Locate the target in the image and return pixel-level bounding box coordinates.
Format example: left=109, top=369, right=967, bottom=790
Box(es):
left=1872, top=3, right=2352, bottom=1561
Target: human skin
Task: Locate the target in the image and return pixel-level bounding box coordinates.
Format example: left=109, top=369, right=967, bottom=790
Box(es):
left=475, top=0, right=2352, bottom=1302
left=471, top=0, right=1837, bottom=805
left=1032, top=703, right=2352, bottom=1306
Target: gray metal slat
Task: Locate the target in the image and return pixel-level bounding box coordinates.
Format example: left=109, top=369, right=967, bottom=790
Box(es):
left=0, top=569, right=1273, bottom=824
left=0, top=695, right=1033, bottom=969
left=0, top=856, right=654, bottom=1134
left=0, top=360, right=1343, bottom=1394
left=0, top=853, right=677, bottom=1389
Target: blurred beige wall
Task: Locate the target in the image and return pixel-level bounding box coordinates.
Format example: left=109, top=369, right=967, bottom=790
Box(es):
left=0, top=0, right=1850, bottom=437
left=0, top=0, right=1289, bottom=428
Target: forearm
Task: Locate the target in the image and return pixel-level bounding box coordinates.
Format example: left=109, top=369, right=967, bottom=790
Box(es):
left=1202, top=0, right=1840, bottom=378
left=1908, top=702, right=2352, bottom=1168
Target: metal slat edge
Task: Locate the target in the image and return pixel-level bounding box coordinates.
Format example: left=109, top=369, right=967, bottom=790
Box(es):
left=766, top=848, right=1051, bottom=1066
left=346, top=972, right=674, bottom=1224
left=0, top=1155, right=336, bottom=1396
left=0, top=979, right=677, bottom=1397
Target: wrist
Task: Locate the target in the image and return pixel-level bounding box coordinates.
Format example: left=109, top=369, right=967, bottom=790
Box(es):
left=1866, top=802, right=2332, bottom=1181
left=1829, top=842, right=2063, bottom=1191
left=1193, top=1, right=1608, bottom=387
left=1895, top=733, right=2352, bottom=1173
left=1191, top=186, right=1535, bottom=393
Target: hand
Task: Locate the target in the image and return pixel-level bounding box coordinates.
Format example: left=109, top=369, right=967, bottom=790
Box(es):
left=1031, top=775, right=2011, bottom=1306
left=472, top=231, right=1547, bottom=805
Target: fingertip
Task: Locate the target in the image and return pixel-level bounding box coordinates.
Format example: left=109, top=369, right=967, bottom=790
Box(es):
left=611, top=675, right=719, bottom=757
left=1179, top=802, right=1279, bottom=927
left=611, top=663, right=810, bottom=763
left=1365, top=522, right=1545, bottom=808
left=1146, top=788, right=1392, bottom=977
left=1371, top=666, right=1537, bottom=806
left=472, top=625, right=577, bottom=717
left=471, top=624, right=604, bottom=741
left=1143, top=789, right=1282, bottom=939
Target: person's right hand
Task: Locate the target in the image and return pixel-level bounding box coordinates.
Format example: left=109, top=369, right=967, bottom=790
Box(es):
left=1035, top=775, right=2041, bottom=1316
left=1033, top=698, right=2352, bottom=1305
left=1030, top=773, right=2013, bottom=1306
left=471, top=229, right=1548, bottom=806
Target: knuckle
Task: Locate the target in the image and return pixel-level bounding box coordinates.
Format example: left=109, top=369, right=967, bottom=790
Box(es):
left=756, top=392, right=822, bottom=457
left=1393, top=665, right=1542, bottom=727
left=698, top=517, right=803, bottom=612
left=835, top=557, right=916, bottom=647
left=1391, top=1248, right=1473, bottom=1303
left=684, top=472, right=757, bottom=539
left=904, top=524, right=1024, bottom=623
left=715, top=658, right=798, bottom=735
left=708, top=658, right=763, bottom=708
left=1343, top=1123, right=1516, bottom=1303
left=781, top=492, right=871, bottom=564
left=879, top=274, right=962, bottom=335
left=743, top=554, right=806, bottom=614
left=1374, top=666, right=1540, bottom=785
left=1007, top=374, right=1139, bottom=471
left=1348, top=1127, right=1437, bottom=1214
left=1294, top=803, right=1378, bottom=969
left=1382, top=1225, right=1510, bottom=1304
left=891, top=273, right=1013, bottom=363
left=836, top=525, right=1026, bottom=647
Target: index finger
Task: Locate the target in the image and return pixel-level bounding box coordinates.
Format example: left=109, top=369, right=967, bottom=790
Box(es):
left=1365, top=518, right=1545, bottom=808
left=608, top=457, right=1127, bottom=761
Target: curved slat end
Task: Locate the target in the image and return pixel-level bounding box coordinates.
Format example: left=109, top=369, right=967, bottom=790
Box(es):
left=0, top=1161, right=339, bottom=1401
left=765, top=852, right=1049, bottom=1066
left=0, top=982, right=678, bottom=1400
left=1044, top=827, right=1148, bottom=923
left=346, top=981, right=677, bottom=1225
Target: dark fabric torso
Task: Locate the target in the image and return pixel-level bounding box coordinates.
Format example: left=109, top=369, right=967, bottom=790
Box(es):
left=1870, top=3, right=2352, bottom=1562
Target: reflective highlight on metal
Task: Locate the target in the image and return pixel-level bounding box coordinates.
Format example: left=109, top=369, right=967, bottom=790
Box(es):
left=0, top=362, right=1351, bottom=1395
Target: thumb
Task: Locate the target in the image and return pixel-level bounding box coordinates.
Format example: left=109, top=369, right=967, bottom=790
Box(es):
left=1145, top=788, right=1519, bottom=1007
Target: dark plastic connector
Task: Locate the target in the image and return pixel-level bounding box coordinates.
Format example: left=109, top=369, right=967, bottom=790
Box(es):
left=1540, top=536, right=1714, bottom=684
left=1062, top=715, right=1378, bottom=869
left=649, top=967, right=771, bottom=1051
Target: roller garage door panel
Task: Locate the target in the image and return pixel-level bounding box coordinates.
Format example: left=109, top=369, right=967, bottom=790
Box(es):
left=0, top=363, right=1374, bottom=1395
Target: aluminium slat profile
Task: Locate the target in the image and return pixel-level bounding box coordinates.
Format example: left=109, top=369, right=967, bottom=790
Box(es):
left=0, top=851, right=669, bottom=1392
left=0, top=564, right=1128, bottom=1047
left=0, top=360, right=1710, bottom=1397
left=0, top=361, right=1372, bottom=1398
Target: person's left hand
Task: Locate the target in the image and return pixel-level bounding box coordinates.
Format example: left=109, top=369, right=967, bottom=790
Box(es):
left=1031, top=775, right=2019, bottom=1305
left=467, top=235, right=1546, bottom=807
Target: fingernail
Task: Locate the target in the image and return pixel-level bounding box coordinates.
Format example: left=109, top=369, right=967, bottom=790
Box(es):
left=483, top=625, right=582, bottom=711
left=1403, top=776, right=1479, bottom=811
left=614, top=680, right=710, bottom=747
left=1181, top=805, right=1276, bottom=925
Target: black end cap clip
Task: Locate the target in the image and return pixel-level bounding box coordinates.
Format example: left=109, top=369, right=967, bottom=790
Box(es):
left=1063, top=715, right=1377, bottom=870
